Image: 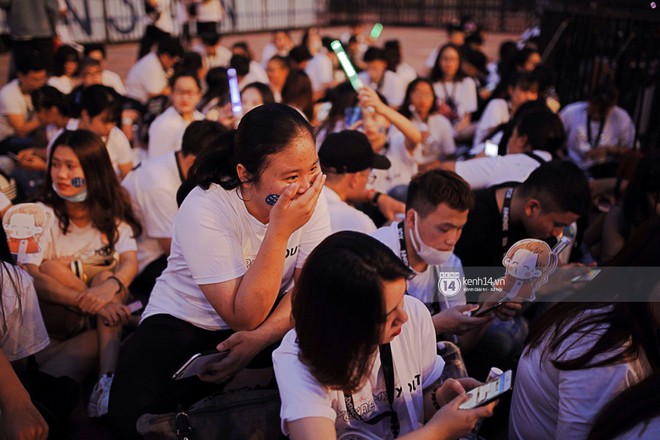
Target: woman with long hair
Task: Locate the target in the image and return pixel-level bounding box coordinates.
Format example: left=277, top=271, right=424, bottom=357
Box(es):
left=399, top=78, right=455, bottom=170
left=109, top=103, right=331, bottom=439
left=274, top=231, right=496, bottom=439
left=509, top=219, right=660, bottom=439
left=430, top=43, right=478, bottom=135
left=21, top=129, right=141, bottom=418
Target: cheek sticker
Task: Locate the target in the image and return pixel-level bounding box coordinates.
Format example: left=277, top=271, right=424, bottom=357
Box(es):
left=71, top=177, right=85, bottom=188
left=265, top=194, right=279, bottom=206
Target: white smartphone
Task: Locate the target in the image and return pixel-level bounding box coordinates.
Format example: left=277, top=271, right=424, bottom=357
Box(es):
left=484, top=140, right=499, bottom=157
left=459, top=370, right=512, bottom=409
left=172, top=350, right=229, bottom=380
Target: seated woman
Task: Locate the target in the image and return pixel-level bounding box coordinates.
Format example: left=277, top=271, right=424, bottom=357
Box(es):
left=509, top=219, right=660, bottom=439
left=274, top=231, right=496, bottom=439
left=109, top=104, right=330, bottom=439
left=21, top=129, right=141, bottom=418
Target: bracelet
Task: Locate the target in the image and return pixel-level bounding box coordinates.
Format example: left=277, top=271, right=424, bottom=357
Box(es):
left=109, top=275, right=126, bottom=296
left=371, top=191, right=382, bottom=206
left=430, top=383, right=442, bottom=410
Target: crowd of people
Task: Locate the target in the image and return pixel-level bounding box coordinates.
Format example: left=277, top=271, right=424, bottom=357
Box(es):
left=0, top=5, right=658, bottom=440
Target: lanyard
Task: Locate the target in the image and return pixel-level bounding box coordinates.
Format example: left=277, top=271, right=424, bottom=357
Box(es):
left=440, top=80, right=457, bottom=104
left=501, top=187, right=514, bottom=257
left=344, top=344, right=400, bottom=438
left=397, top=222, right=409, bottom=267
left=586, top=115, right=606, bottom=149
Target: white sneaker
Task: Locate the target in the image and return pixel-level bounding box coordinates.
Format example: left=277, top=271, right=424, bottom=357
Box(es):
left=87, top=373, right=113, bottom=418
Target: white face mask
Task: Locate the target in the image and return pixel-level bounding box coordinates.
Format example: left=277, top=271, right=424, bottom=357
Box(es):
left=409, top=211, right=453, bottom=266
left=52, top=183, right=88, bottom=203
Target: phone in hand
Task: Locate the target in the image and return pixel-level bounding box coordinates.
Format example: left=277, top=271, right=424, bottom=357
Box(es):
left=172, top=350, right=230, bottom=380
left=459, top=370, right=512, bottom=409
left=344, top=106, right=362, bottom=127
left=484, top=140, right=499, bottom=157
left=571, top=268, right=601, bottom=283
left=472, top=298, right=509, bottom=317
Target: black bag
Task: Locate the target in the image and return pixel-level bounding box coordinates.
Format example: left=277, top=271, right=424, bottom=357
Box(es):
left=136, top=388, right=285, bottom=440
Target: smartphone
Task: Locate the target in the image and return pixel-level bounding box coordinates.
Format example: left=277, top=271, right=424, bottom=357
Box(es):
left=459, top=370, right=513, bottom=409
left=484, top=140, right=499, bottom=157
left=344, top=106, right=362, bottom=127
left=571, top=268, right=601, bottom=283
left=330, top=40, right=364, bottom=91
left=127, top=300, right=143, bottom=314
left=227, top=68, right=243, bottom=117
left=369, top=23, right=383, bottom=40
left=172, top=350, right=230, bottom=380
left=473, top=298, right=509, bottom=317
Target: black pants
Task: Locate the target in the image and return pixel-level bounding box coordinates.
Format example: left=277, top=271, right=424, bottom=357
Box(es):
left=129, top=255, right=168, bottom=304
left=109, top=315, right=233, bottom=439
left=138, top=25, right=170, bottom=60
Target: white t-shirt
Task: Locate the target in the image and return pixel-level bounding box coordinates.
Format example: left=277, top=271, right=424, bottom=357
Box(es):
left=121, top=152, right=183, bottom=273
left=47, top=75, right=75, bottom=94
left=0, top=264, right=50, bottom=362
left=147, top=107, right=205, bottom=159
left=455, top=150, right=552, bottom=189
left=49, top=119, right=134, bottom=175
left=560, top=101, right=635, bottom=170
left=371, top=222, right=466, bottom=313
left=192, top=42, right=232, bottom=69
left=370, top=128, right=421, bottom=194
left=509, top=308, right=652, bottom=440
left=323, top=186, right=376, bottom=234
left=396, top=63, right=418, bottom=89
left=19, top=204, right=137, bottom=266
left=196, top=0, right=225, bottom=22
left=142, top=184, right=332, bottom=331
left=0, top=79, right=33, bottom=142
left=126, top=53, right=168, bottom=105
left=102, top=70, right=126, bottom=95
left=273, top=296, right=444, bottom=439
left=473, top=98, right=510, bottom=147
left=411, top=113, right=455, bottom=164
left=433, top=78, right=478, bottom=125
left=147, top=0, right=174, bottom=33
left=359, top=70, right=406, bottom=108
left=305, top=52, right=334, bottom=93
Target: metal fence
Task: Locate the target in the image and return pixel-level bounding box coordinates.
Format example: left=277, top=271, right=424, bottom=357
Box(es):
left=0, top=0, right=328, bottom=44
left=539, top=4, right=660, bottom=151
left=325, top=0, right=539, bottom=34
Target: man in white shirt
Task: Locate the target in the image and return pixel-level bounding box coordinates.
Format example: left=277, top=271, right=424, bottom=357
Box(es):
left=358, top=47, right=406, bottom=108
left=371, top=170, right=494, bottom=353
left=126, top=36, right=183, bottom=105
left=193, top=33, right=232, bottom=70
left=123, top=120, right=229, bottom=300
left=84, top=44, right=126, bottom=95
left=0, top=53, right=47, bottom=154
left=148, top=71, right=204, bottom=159
left=473, top=71, right=539, bottom=149
left=318, top=130, right=391, bottom=234
left=138, top=0, right=175, bottom=59
left=560, top=83, right=635, bottom=175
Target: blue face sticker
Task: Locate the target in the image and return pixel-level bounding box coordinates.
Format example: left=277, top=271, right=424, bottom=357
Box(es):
left=71, top=177, right=85, bottom=188
left=265, top=194, right=279, bottom=206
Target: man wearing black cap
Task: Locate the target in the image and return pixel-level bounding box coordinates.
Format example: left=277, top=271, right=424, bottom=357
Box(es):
left=319, top=130, right=391, bottom=233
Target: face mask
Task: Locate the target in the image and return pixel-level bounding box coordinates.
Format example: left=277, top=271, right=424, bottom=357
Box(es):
left=52, top=183, right=88, bottom=203
left=409, top=211, right=453, bottom=265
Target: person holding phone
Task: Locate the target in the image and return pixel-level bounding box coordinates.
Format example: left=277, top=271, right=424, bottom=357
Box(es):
left=109, top=104, right=331, bottom=440
left=274, top=232, right=496, bottom=439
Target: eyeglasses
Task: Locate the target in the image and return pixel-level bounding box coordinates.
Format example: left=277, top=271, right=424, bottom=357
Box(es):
left=173, top=89, right=200, bottom=98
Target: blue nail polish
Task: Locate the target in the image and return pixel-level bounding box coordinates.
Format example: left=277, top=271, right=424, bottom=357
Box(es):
left=265, top=194, right=279, bottom=206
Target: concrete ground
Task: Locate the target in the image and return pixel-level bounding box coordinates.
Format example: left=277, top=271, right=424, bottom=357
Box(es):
left=0, top=26, right=519, bottom=87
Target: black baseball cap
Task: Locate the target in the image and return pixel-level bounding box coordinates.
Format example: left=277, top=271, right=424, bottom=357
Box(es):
left=319, top=130, right=391, bottom=173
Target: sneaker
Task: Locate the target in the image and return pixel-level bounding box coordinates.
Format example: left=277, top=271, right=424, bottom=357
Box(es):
left=87, top=373, right=113, bottom=418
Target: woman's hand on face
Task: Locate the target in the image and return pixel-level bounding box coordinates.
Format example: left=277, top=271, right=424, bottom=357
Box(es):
left=268, top=172, right=326, bottom=239
left=197, top=330, right=266, bottom=383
